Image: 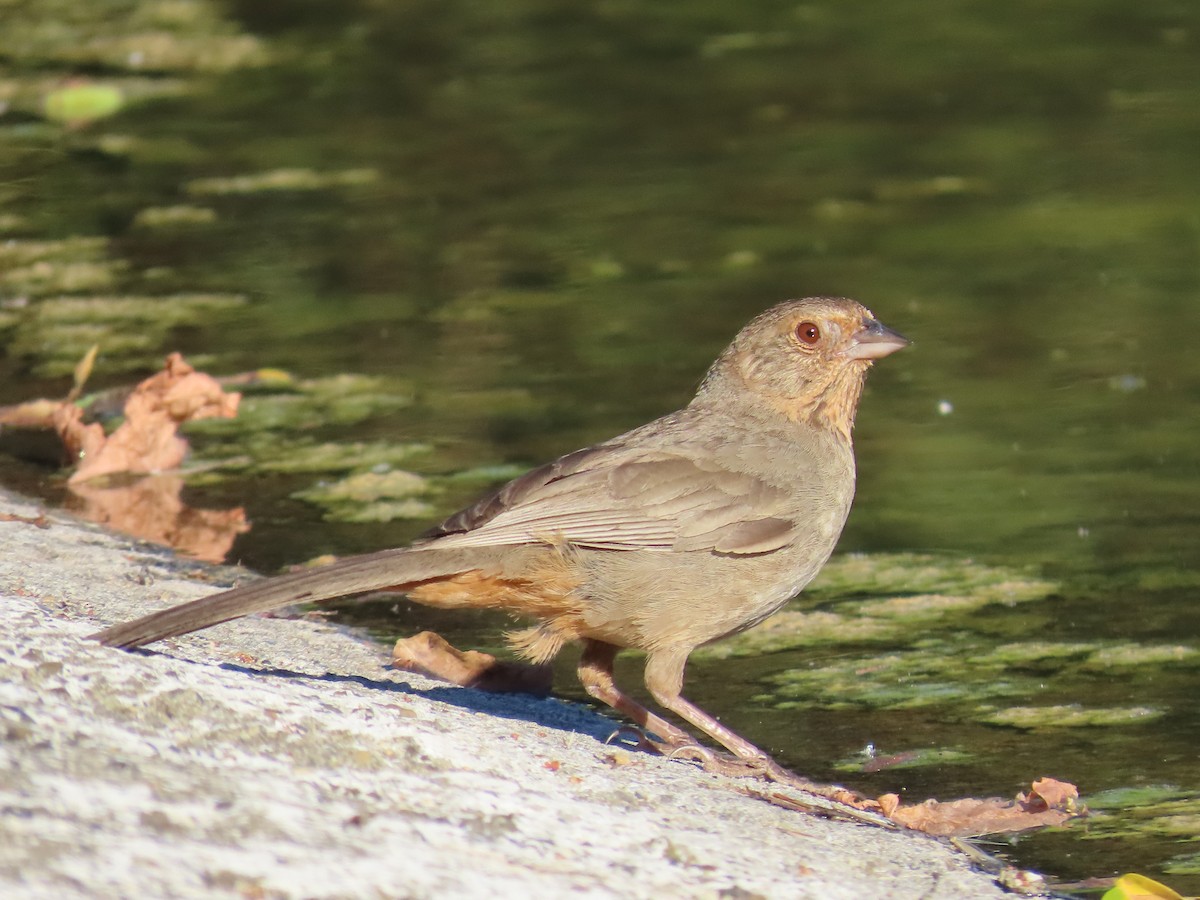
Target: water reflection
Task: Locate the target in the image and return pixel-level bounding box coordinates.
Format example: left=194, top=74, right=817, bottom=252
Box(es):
left=67, top=473, right=248, bottom=564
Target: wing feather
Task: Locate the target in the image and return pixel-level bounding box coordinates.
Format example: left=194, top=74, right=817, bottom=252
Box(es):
left=423, top=448, right=798, bottom=556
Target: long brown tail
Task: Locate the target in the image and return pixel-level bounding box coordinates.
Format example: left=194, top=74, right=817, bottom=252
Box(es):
left=89, top=546, right=476, bottom=649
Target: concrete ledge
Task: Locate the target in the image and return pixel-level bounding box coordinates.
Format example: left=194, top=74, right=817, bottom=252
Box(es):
left=0, top=488, right=1015, bottom=898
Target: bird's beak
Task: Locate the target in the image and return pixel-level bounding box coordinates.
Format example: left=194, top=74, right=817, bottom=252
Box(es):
left=843, top=318, right=909, bottom=360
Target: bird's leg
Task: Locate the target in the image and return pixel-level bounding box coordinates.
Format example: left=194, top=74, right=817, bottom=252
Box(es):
left=643, top=648, right=794, bottom=781
left=576, top=639, right=695, bottom=750
left=581, top=642, right=823, bottom=790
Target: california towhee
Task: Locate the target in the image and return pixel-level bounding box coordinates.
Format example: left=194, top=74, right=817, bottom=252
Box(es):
left=92, top=297, right=906, bottom=774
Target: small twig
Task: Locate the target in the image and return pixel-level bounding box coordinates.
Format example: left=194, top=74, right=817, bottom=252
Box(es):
left=0, top=511, right=51, bottom=529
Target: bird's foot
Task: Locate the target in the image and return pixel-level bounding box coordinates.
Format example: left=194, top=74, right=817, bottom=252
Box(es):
left=663, top=745, right=888, bottom=825
left=612, top=733, right=885, bottom=824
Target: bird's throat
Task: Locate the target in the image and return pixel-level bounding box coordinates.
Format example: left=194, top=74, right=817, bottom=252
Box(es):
left=768, top=364, right=868, bottom=442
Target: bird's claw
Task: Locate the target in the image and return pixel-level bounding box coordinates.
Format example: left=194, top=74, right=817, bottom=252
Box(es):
left=603, top=727, right=883, bottom=824
left=659, top=745, right=884, bottom=825
left=603, top=724, right=663, bottom=753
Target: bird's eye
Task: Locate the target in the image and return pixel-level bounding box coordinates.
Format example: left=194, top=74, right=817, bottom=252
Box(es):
left=795, top=322, right=821, bottom=345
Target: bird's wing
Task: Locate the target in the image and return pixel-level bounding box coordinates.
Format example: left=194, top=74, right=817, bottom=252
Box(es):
left=420, top=441, right=798, bottom=556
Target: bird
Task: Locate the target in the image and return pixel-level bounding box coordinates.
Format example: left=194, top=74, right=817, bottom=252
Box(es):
left=91, top=297, right=907, bottom=776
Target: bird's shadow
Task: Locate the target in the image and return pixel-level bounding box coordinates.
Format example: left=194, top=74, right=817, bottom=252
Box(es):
left=149, top=651, right=634, bottom=748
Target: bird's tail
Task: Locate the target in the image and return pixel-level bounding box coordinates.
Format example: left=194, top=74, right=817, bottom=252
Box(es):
left=89, top=546, right=483, bottom=650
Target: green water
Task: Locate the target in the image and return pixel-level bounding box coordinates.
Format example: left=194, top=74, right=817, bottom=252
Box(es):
left=2, top=0, right=1199, bottom=889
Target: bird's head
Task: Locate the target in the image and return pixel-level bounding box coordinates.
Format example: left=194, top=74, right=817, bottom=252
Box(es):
left=694, top=297, right=908, bottom=440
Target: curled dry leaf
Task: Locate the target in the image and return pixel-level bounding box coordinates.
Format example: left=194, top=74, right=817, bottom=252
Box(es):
left=881, top=777, right=1081, bottom=837
left=1022, top=776, right=1080, bottom=813
left=53, top=402, right=107, bottom=467
left=60, top=352, right=240, bottom=484
left=392, top=630, right=554, bottom=695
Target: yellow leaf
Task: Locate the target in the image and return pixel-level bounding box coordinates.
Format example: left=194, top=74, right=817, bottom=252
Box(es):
left=1103, top=873, right=1186, bottom=900
left=68, top=344, right=100, bottom=402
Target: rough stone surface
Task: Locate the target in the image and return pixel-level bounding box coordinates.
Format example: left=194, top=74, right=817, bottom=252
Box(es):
left=0, top=488, right=1020, bottom=899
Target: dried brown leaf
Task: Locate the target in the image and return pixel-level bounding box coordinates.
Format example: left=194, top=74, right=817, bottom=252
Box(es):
left=53, top=402, right=106, bottom=462
left=392, top=631, right=553, bottom=695
left=882, top=778, right=1081, bottom=836
left=0, top=398, right=66, bottom=428
left=1022, top=777, right=1080, bottom=812
left=878, top=793, right=901, bottom=817
left=66, top=352, right=240, bottom=484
